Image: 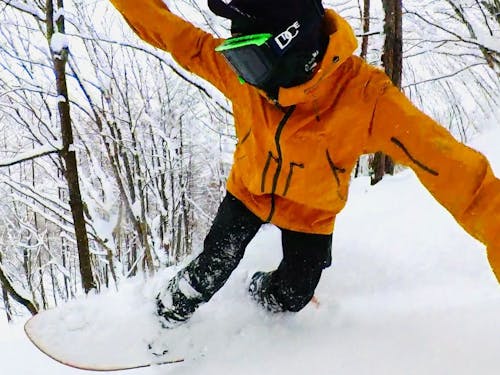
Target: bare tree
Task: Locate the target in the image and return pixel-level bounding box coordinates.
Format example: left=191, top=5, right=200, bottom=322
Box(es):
left=360, top=0, right=371, bottom=60
left=45, top=0, right=96, bottom=292
left=2, top=285, right=13, bottom=322
left=403, top=0, right=499, bottom=141
left=370, top=0, right=402, bottom=185
left=406, top=0, right=499, bottom=74
left=0, top=0, right=96, bottom=294
left=0, top=251, right=38, bottom=316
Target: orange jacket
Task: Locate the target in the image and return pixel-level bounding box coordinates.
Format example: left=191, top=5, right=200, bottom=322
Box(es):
left=109, top=0, right=500, bottom=282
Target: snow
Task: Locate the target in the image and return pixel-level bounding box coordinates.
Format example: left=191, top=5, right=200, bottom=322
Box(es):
left=50, top=32, right=69, bottom=53
left=2, top=128, right=500, bottom=374
left=54, top=8, right=67, bottom=23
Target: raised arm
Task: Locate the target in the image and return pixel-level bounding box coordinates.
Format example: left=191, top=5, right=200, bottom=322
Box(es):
left=366, top=75, right=500, bottom=282
left=108, top=0, right=239, bottom=97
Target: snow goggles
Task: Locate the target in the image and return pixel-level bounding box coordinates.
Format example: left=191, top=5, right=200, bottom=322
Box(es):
left=215, top=4, right=324, bottom=87
left=215, top=32, right=289, bottom=87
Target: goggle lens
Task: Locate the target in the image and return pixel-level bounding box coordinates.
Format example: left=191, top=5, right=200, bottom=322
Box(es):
left=216, top=33, right=276, bottom=86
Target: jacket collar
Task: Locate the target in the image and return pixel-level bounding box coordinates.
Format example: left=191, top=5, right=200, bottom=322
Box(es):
left=265, top=9, right=358, bottom=107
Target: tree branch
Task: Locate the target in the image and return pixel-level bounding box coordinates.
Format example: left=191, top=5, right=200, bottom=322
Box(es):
left=405, top=8, right=500, bottom=54
left=68, top=32, right=233, bottom=116
left=0, top=260, right=38, bottom=315
left=0, top=0, right=45, bottom=21
left=0, top=147, right=60, bottom=168
left=403, top=62, right=487, bottom=89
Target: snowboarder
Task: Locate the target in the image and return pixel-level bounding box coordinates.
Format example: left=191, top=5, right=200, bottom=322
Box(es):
left=108, top=0, right=500, bottom=327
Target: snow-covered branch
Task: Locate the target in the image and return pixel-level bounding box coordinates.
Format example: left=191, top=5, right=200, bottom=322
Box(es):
left=403, top=62, right=488, bottom=89
left=0, top=0, right=45, bottom=21
left=68, top=32, right=232, bottom=116
left=405, top=9, right=500, bottom=54
left=0, top=144, right=61, bottom=168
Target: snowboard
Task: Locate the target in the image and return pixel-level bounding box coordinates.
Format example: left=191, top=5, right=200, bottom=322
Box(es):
left=24, top=283, right=184, bottom=371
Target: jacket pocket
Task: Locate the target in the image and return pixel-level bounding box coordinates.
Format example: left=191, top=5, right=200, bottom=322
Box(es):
left=282, top=162, right=304, bottom=197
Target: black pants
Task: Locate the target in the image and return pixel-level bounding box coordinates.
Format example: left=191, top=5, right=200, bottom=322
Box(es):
left=179, top=193, right=332, bottom=312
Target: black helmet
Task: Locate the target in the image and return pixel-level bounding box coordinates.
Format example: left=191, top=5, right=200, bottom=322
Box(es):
left=208, top=0, right=324, bottom=35
left=209, top=0, right=328, bottom=97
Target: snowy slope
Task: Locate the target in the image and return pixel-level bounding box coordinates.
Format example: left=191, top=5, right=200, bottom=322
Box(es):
left=2, top=127, right=500, bottom=375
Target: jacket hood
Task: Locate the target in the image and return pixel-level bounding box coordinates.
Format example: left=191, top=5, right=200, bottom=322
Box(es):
left=271, top=9, right=358, bottom=107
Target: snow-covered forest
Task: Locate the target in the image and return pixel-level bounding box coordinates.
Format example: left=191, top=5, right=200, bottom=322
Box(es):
left=0, top=0, right=499, bottom=323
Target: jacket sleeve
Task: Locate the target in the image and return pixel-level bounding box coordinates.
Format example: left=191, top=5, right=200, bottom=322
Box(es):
left=366, top=76, right=500, bottom=283
left=108, top=0, right=239, bottom=98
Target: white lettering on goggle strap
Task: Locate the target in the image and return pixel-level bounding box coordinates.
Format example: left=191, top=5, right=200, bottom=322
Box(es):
left=274, top=21, right=301, bottom=50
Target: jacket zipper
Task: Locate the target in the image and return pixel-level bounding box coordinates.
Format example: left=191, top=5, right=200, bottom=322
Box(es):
left=265, top=105, right=296, bottom=222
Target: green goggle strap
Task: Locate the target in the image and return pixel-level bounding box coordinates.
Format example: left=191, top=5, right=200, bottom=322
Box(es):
left=215, top=33, right=272, bottom=52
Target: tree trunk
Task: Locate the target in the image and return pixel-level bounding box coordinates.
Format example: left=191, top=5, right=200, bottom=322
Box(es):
left=370, top=0, right=402, bottom=185
left=2, top=286, right=12, bottom=323
left=38, top=251, right=49, bottom=309
left=360, top=0, right=371, bottom=60
left=382, top=0, right=403, bottom=89
left=355, top=0, right=371, bottom=178
left=46, top=0, right=95, bottom=293
left=0, top=252, right=38, bottom=316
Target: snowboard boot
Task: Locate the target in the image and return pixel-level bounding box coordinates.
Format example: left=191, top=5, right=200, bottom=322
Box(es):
left=156, top=270, right=205, bottom=329
left=248, top=271, right=284, bottom=313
